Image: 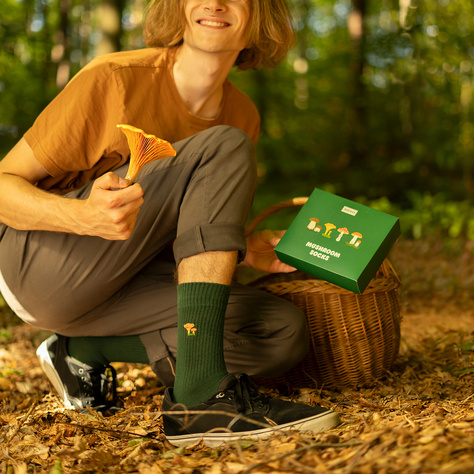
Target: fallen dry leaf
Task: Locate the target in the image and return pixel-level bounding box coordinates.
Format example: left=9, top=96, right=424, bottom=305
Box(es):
left=0, top=238, right=473, bottom=473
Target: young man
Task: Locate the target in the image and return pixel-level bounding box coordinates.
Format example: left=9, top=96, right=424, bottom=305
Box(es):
left=0, top=0, right=340, bottom=446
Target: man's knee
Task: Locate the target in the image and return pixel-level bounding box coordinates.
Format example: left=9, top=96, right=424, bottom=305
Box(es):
left=207, top=124, right=255, bottom=150
left=202, top=125, right=257, bottom=183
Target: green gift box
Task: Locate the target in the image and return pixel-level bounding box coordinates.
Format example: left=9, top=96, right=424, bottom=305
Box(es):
left=274, top=188, right=401, bottom=294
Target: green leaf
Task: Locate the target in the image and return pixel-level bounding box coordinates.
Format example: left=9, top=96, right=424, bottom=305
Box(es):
left=457, top=342, right=474, bottom=352
left=162, top=446, right=185, bottom=459
left=49, top=459, right=63, bottom=474
left=453, top=367, right=474, bottom=376
left=127, top=437, right=149, bottom=447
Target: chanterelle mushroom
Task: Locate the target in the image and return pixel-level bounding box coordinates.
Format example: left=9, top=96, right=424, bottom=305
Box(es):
left=183, top=323, right=195, bottom=335
left=117, top=124, right=176, bottom=183
left=322, top=223, right=336, bottom=238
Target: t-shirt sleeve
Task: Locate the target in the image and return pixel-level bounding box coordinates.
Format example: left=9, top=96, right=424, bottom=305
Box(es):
left=24, top=58, right=123, bottom=178
left=243, top=105, right=260, bottom=147
left=248, top=116, right=260, bottom=147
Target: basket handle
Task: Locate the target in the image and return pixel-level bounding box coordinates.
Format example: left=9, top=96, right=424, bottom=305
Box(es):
left=379, top=258, right=401, bottom=283
left=245, top=197, right=401, bottom=284
left=245, top=197, right=308, bottom=237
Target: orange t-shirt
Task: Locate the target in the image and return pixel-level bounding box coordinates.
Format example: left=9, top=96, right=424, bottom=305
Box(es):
left=24, top=47, right=261, bottom=194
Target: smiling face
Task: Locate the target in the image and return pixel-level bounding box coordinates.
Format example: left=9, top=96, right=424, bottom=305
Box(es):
left=182, top=0, right=252, bottom=58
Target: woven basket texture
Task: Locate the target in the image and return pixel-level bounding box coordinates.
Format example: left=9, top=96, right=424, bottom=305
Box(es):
left=246, top=197, right=402, bottom=389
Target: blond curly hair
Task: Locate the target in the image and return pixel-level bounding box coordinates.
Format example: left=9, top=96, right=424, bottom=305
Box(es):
left=143, top=0, right=296, bottom=70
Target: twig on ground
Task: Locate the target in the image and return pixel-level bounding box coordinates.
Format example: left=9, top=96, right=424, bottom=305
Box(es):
left=6, top=399, right=37, bottom=443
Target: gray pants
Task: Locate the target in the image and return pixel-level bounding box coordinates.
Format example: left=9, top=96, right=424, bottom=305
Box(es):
left=0, top=126, right=309, bottom=385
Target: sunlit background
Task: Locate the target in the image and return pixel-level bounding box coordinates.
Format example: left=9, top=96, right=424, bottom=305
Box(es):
left=1, top=0, right=473, bottom=239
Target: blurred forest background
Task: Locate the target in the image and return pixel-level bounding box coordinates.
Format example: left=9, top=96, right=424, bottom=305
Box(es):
left=0, top=0, right=473, bottom=241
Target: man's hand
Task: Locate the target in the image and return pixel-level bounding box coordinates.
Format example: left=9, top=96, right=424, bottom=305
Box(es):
left=80, top=172, right=144, bottom=240
left=0, top=138, right=143, bottom=239
left=244, top=229, right=296, bottom=273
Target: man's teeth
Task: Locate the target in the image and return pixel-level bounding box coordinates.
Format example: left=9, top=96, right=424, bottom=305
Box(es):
left=200, top=20, right=228, bottom=27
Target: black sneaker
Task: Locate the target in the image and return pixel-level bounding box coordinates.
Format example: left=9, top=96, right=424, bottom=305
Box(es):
left=162, top=374, right=340, bottom=447
left=36, top=334, right=119, bottom=413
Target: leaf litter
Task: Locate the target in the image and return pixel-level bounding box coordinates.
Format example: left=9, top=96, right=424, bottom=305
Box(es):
left=1, top=238, right=473, bottom=473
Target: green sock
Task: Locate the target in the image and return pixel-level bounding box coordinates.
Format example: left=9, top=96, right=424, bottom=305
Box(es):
left=67, top=335, right=149, bottom=367
left=173, top=282, right=230, bottom=406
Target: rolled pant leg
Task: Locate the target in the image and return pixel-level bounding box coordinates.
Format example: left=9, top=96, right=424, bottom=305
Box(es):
left=0, top=126, right=257, bottom=332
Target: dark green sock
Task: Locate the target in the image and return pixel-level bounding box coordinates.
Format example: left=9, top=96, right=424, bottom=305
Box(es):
left=67, top=335, right=149, bottom=367
left=173, top=282, right=230, bottom=406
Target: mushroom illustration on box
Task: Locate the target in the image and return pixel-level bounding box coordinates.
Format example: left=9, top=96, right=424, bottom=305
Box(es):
left=275, top=188, right=401, bottom=294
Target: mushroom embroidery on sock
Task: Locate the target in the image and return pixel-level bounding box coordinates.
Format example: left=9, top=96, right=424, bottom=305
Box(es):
left=184, top=323, right=197, bottom=336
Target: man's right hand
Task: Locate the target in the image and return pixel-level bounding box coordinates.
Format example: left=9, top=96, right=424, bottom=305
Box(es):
left=80, top=172, right=144, bottom=240
left=0, top=138, right=144, bottom=240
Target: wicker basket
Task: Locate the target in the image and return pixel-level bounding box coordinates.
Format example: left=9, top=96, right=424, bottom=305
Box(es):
left=245, top=197, right=402, bottom=389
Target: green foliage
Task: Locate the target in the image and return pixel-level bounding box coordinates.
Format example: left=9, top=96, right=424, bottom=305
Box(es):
left=0, top=368, right=23, bottom=377
left=401, top=193, right=474, bottom=240
left=1, top=0, right=473, bottom=239
left=0, top=327, right=13, bottom=343
left=360, top=193, right=474, bottom=240
left=457, top=341, right=474, bottom=352
left=0, top=0, right=58, bottom=154
left=48, top=458, right=63, bottom=474
left=233, top=0, right=474, bottom=239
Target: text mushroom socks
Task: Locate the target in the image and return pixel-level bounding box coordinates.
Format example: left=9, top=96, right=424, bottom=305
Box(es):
left=172, top=282, right=230, bottom=406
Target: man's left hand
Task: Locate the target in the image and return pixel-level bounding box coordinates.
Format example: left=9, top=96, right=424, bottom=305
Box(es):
left=244, top=229, right=296, bottom=274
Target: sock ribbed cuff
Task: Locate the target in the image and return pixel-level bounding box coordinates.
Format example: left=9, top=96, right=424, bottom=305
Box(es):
left=173, top=282, right=231, bottom=405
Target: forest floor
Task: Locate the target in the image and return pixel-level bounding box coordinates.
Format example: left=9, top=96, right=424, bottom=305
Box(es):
left=0, top=237, right=473, bottom=474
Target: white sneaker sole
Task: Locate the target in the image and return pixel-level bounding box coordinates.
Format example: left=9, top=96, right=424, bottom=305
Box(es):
left=166, top=409, right=340, bottom=448
left=36, top=339, right=75, bottom=409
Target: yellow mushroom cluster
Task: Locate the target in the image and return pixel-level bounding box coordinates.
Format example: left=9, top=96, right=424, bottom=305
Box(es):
left=183, top=323, right=197, bottom=336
